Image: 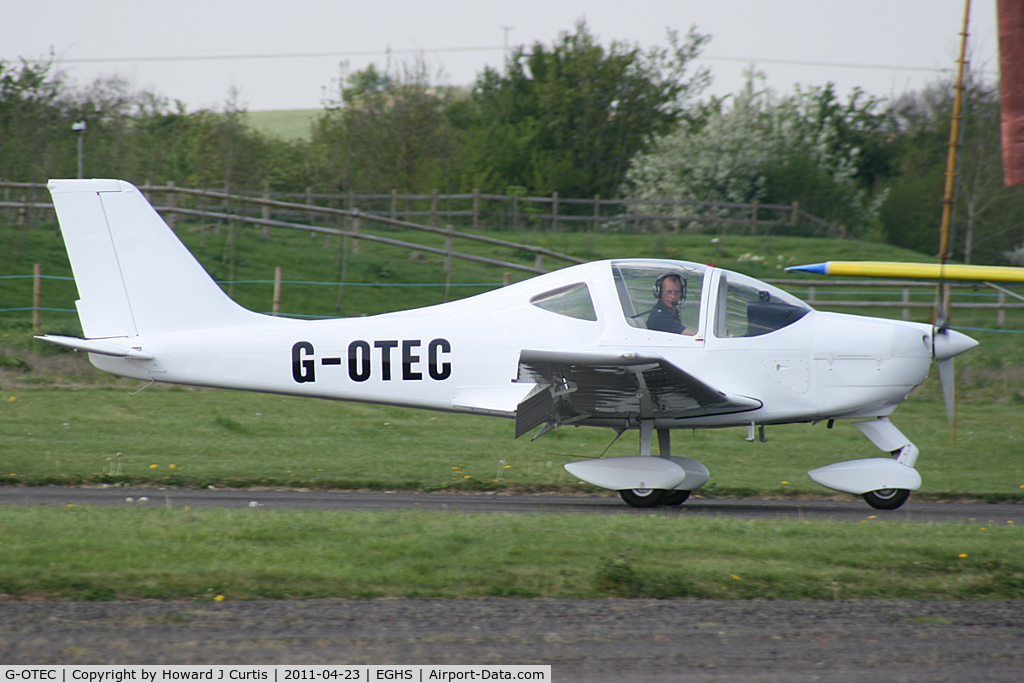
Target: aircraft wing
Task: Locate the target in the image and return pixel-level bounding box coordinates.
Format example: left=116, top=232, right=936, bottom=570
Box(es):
left=514, top=349, right=761, bottom=438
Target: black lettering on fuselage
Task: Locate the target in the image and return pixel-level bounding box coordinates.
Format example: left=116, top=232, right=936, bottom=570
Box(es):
left=348, top=340, right=371, bottom=382
left=428, top=338, right=452, bottom=380
left=402, top=340, right=422, bottom=380
left=292, top=341, right=315, bottom=383
left=374, top=340, right=399, bottom=380
left=294, top=339, right=452, bottom=384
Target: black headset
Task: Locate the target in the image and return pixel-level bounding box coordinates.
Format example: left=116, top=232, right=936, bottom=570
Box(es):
left=652, top=273, right=686, bottom=301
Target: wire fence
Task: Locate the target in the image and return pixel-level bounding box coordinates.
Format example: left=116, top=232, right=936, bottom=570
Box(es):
left=4, top=271, right=1022, bottom=332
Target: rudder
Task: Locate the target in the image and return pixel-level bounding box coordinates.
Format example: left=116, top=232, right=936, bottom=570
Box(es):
left=49, top=179, right=267, bottom=338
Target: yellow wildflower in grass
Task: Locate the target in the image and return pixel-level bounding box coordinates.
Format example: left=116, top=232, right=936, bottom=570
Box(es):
left=169, top=464, right=177, bottom=469
left=7, top=396, right=16, bottom=402
left=780, top=481, right=789, bottom=485
left=464, top=475, right=472, bottom=479
left=731, top=574, right=742, bottom=581
left=958, top=553, right=968, bottom=559
left=149, top=464, right=158, bottom=469
left=214, top=595, right=226, bottom=602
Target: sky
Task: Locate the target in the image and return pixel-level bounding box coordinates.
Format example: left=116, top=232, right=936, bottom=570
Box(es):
left=1, top=0, right=1001, bottom=113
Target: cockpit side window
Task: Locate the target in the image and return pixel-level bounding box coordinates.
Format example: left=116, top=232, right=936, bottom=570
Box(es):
left=612, top=262, right=705, bottom=334
left=715, top=274, right=810, bottom=337
left=530, top=283, right=598, bottom=321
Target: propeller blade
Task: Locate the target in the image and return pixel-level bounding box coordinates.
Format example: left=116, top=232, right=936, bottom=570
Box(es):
left=938, top=357, right=956, bottom=427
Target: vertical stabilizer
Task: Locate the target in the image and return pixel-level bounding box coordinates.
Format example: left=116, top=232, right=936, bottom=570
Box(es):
left=48, top=179, right=268, bottom=338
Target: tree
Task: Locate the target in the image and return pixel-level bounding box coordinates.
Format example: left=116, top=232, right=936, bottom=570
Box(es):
left=0, top=59, right=73, bottom=181
left=312, top=59, right=460, bottom=194
left=621, top=73, right=891, bottom=236
left=454, top=21, right=710, bottom=199
left=879, top=75, right=1024, bottom=263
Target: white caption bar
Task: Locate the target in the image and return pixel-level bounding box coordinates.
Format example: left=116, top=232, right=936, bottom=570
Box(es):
left=1, top=667, right=551, bottom=683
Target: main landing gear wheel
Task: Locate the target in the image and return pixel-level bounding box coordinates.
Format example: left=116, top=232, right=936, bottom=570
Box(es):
left=659, top=490, right=691, bottom=506
left=619, top=488, right=666, bottom=507
left=863, top=488, right=910, bottom=510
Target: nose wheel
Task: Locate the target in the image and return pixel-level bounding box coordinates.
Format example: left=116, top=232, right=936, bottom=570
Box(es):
left=863, top=488, right=910, bottom=510
left=619, top=488, right=665, bottom=507
left=618, top=488, right=691, bottom=507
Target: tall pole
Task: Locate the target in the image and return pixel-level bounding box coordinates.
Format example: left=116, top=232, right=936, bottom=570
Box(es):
left=72, top=121, right=87, bottom=179
left=938, top=0, right=971, bottom=265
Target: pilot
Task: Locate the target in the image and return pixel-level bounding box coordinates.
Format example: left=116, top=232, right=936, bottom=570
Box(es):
left=647, top=273, right=695, bottom=335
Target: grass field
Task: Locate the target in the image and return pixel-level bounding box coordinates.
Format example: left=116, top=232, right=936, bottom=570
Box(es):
left=245, top=109, right=320, bottom=141
left=2, top=218, right=1023, bottom=601
left=1, top=506, right=1021, bottom=601
left=1, top=374, right=1022, bottom=497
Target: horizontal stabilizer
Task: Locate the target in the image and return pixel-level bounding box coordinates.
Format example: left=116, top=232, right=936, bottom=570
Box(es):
left=36, top=334, right=154, bottom=360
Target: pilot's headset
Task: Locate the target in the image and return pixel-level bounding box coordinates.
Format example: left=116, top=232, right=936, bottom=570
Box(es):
left=653, top=273, right=686, bottom=302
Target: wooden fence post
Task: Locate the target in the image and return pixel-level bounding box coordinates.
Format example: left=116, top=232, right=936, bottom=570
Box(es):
left=443, top=224, right=454, bottom=302
left=430, top=189, right=438, bottom=228
left=472, top=188, right=480, bottom=231
left=750, top=199, right=759, bottom=234
left=391, top=189, right=398, bottom=222
left=273, top=267, right=283, bottom=316
left=33, top=264, right=41, bottom=332
left=261, top=181, right=272, bottom=240
left=790, top=201, right=800, bottom=228
left=512, top=194, right=520, bottom=231
left=551, top=192, right=559, bottom=232
left=166, top=181, right=178, bottom=230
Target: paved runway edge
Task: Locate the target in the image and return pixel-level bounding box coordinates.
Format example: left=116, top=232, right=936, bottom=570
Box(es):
left=0, top=486, right=1019, bottom=523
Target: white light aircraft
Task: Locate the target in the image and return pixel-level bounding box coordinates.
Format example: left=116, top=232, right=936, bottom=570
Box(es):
left=39, top=179, right=979, bottom=510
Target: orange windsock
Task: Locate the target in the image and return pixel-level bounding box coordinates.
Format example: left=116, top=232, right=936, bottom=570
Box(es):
left=999, top=0, right=1024, bottom=185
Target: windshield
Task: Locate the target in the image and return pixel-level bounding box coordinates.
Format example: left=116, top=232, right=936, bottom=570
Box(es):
left=713, top=270, right=811, bottom=338
left=612, top=261, right=706, bottom=334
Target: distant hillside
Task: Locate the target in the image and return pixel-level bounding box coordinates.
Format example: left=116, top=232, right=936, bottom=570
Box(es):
left=245, top=109, right=320, bottom=141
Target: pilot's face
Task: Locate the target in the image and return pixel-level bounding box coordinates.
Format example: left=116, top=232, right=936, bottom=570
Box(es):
left=660, top=278, right=683, bottom=309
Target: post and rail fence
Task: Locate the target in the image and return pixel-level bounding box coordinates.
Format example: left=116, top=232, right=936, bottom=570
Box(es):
left=1, top=181, right=841, bottom=239
left=3, top=181, right=1023, bottom=331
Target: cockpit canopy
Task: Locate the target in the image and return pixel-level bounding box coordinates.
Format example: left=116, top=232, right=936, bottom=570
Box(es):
left=611, top=260, right=810, bottom=338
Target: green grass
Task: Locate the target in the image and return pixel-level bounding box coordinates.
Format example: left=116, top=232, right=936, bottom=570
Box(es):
left=0, top=507, right=1020, bottom=600
left=1, top=381, right=1022, bottom=500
